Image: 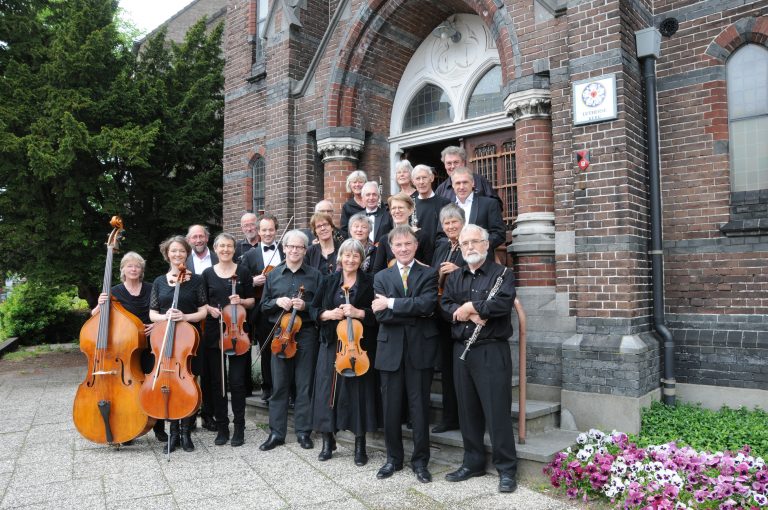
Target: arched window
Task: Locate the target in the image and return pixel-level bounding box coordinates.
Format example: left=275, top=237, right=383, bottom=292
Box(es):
left=727, top=44, right=768, bottom=192
left=402, top=84, right=453, bottom=132
left=466, top=65, right=503, bottom=119
left=251, top=156, right=265, bottom=213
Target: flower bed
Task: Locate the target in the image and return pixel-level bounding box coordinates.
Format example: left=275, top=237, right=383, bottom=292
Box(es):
left=544, top=429, right=768, bottom=509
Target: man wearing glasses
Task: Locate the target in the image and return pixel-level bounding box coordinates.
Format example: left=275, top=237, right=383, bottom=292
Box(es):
left=258, top=230, right=323, bottom=451
left=439, top=224, right=518, bottom=494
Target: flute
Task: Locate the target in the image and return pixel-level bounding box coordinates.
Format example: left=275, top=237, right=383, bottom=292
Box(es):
left=459, top=268, right=507, bottom=361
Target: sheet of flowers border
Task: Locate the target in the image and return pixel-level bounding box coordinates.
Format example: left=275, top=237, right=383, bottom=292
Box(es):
left=544, top=429, right=767, bottom=509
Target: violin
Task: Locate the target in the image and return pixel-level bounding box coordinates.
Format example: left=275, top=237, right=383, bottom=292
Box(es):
left=221, top=275, right=250, bottom=356
left=139, top=264, right=201, bottom=424
left=73, top=216, right=154, bottom=445
left=271, top=285, right=304, bottom=359
left=334, top=285, right=369, bottom=377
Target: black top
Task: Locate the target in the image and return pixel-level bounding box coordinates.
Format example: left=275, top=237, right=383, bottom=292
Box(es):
left=304, top=241, right=340, bottom=276
left=414, top=194, right=451, bottom=253
left=340, top=197, right=365, bottom=237
left=360, top=242, right=377, bottom=274
left=202, top=265, right=254, bottom=347
left=149, top=273, right=207, bottom=316
left=234, top=239, right=259, bottom=263
left=439, top=257, right=516, bottom=344
left=260, top=262, right=323, bottom=325
left=314, top=271, right=377, bottom=350
left=431, top=238, right=465, bottom=269
left=111, top=282, right=152, bottom=324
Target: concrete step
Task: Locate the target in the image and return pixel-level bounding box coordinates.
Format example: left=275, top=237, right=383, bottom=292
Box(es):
left=428, top=393, right=560, bottom=434
left=245, top=391, right=577, bottom=482
left=431, top=370, right=520, bottom=398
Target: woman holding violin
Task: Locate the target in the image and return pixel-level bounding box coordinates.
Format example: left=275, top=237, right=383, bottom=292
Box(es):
left=372, top=193, right=429, bottom=273
left=259, top=230, right=323, bottom=452
left=91, top=251, right=167, bottom=443
left=148, top=236, right=207, bottom=454
left=202, top=233, right=255, bottom=447
left=304, top=212, right=341, bottom=275
left=347, top=212, right=377, bottom=273
left=312, top=239, right=379, bottom=465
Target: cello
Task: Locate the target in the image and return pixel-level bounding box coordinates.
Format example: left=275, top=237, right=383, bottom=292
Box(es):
left=334, top=286, right=369, bottom=377
left=270, top=286, right=304, bottom=359
left=73, top=216, right=154, bottom=445
left=221, top=275, right=250, bottom=356
left=139, top=264, right=201, bottom=448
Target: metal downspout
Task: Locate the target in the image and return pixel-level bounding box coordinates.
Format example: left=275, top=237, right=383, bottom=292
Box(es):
left=642, top=55, right=676, bottom=406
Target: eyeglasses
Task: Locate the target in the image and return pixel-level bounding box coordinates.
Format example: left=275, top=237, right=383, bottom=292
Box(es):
left=315, top=223, right=331, bottom=229
left=459, top=239, right=487, bottom=248
left=284, top=245, right=306, bottom=251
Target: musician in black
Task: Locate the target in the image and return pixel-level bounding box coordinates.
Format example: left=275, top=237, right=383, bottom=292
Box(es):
left=304, top=212, right=340, bottom=275
left=312, top=239, right=379, bottom=465
left=202, top=233, right=255, bottom=447
left=148, top=236, right=208, bottom=454
left=259, top=230, right=323, bottom=451
left=430, top=204, right=466, bottom=434
left=439, top=224, right=518, bottom=493
left=348, top=212, right=377, bottom=273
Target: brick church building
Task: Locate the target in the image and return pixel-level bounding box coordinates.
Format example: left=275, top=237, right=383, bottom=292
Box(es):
left=221, top=0, right=768, bottom=433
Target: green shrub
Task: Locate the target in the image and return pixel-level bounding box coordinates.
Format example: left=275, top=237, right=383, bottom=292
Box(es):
left=631, top=401, right=768, bottom=458
left=0, top=281, right=89, bottom=345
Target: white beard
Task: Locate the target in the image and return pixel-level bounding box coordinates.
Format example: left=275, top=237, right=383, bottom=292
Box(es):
left=464, top=252, right=487, bottom=265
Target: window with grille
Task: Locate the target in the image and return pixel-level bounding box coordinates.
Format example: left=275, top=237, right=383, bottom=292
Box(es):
left=466, top=66, right=503, bottom=119
left=402, top=84, right=453, bottom=132
left=727, top=44, right=768, bottom=192
left=470, top=141, right=517, bottom=225
left=252, top=157, right=265, bottom=213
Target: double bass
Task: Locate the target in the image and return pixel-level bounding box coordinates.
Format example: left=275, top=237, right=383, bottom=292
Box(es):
left=334, top=286, right=369, bottom=377
left=73, top=216, right=154, bottom=445
left=139, top=265, right=201, bottom=436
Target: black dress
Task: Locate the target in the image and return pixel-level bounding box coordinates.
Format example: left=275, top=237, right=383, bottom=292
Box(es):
left=340, top=197, right=365, bottom=237
left=312, top=271, right=379, bottom=435
left=111, top=282, right=152, bottom=372
left=201, top=265, right=254, bottom=426
left=304, top=241, right=340, bottom=276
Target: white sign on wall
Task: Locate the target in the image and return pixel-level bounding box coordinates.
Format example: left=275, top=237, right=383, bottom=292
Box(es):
left=572, top=74, right=618, bottom=126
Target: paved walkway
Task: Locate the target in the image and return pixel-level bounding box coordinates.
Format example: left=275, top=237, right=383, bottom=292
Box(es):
left=0, top=350, right=577, bottom=509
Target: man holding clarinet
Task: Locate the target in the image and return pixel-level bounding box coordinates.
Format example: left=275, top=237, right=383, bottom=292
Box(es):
left=439, top=224, right=519, bottom=494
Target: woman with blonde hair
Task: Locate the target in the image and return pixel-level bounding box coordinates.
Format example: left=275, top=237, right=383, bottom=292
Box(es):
left=340, top=170, right=368, bottom=237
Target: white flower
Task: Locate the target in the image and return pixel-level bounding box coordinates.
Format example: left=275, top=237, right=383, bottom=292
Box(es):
left=752, top=491, right=767, bottom=506
left=588, top=429, right=606, bottom=441
left=577, top=433, right=588, bottom=445
left=611, top=461, right=627, bottom=476
left=576, top=449, right=591, bottom=462
left=755, top=457, right=765, bottom=469
left=675, top=503, right=691, bottom=510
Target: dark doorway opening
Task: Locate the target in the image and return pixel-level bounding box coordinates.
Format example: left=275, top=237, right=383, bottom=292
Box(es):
left=401, top=138, right=460, bottom=191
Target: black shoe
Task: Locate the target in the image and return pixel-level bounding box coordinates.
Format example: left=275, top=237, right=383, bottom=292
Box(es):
left=214, top=423, right=230, bottom=446
left=231, top=424, right=244, bottom=447
left=261, top=390, right=271, bottom=403
left=445, top=466, right=486, bottom=482
left=202, top=415, right=217, bottom=432
left=317, top=432, right=336, bottom=461
left=354, top=435, right=368, bottom=467
left=153, top=420, right=168, bottom=443
left=413, top=466, right=432, bottom=483
left=376, top=462, right=403, bottom=479
left=259, top=434, right=285, bottom=451
left=499, top=473, right=518, bottom=493
left=180, top=418, right=195, bottom=452
left=297, top=433, right=314, bottom=449
left=163, top=421, right=180, bottom=454
left=431, top=422, right=459, bottom=434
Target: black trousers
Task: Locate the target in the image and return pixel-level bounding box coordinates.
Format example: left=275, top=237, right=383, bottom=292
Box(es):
left=453, top=340, right=517, bottom=476
left=437, top=319, right=458, bottom=425
left=200, top=347, right=249, bottom=426
left=380, top=357, right=433, bottom=468
left=254, top=318, right=273, bottom=394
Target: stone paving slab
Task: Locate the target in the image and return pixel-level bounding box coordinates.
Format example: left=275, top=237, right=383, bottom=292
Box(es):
left=0, top=351, right=577, bottom=509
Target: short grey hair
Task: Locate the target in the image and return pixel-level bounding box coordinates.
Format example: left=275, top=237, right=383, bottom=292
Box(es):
left=388, top=224, right=418, bottom=244
left=361, top=181, right=380, bottom=195
left=441, top=146, right=466, bottom=162
left=213, top=232, right=236, bottom=248
left=348, top=212, right=371, bottom=232
left=338, top=239, right=365, bottom=261
left=283, top=229, right=309, bottom=247
left=346, top=170, right=368, bottom=193
left=411, top=164, right=433, bottom=180
left=187, top=224, right=210, bottom=238
left=439, top=203, right=465, bottom=225
left=459, top=224, right=489, bottom=242
left=450, top=166, right=473, bottom=180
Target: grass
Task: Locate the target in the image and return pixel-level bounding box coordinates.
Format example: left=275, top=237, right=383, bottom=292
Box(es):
left=1, top=344, right=54, bottom=361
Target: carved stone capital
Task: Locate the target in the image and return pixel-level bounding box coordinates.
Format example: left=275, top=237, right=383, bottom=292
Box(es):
left=317, top=136, right=365, bottom=163
left=504, top=89, right=552, bottom=123
left=509, top=212, right=555, bottom=255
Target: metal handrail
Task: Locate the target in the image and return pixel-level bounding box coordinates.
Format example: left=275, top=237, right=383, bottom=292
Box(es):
left=514, top=297, right=527, bottom=444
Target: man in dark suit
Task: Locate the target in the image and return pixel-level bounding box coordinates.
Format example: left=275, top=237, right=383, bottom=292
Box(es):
left=451, top=167, right=506, bottom=251
left=361, top=181, right=393, bottom=244
left=186, top=224, right=218, bottom=274
left=435, top=146, right=499, bottom=202
left=371, top=225, right=439, bottom=483
left=241, top=213, right=285, bottom=403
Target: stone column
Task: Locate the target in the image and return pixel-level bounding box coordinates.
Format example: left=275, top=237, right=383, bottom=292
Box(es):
left=504, top=89, right=555, bottom=287
left=317, top=132, right=365, bottom=227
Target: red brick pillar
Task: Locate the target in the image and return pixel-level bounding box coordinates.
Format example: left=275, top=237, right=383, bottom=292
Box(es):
left=317, top=135, right=365, bottom=227
left=504, top=90, right=555, bottom=287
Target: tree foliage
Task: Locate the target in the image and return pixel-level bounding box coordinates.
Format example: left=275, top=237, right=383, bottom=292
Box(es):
left=0, top=0, right=223, bottom=304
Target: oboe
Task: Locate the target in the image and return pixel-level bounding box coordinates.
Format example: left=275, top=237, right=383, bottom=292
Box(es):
left=459, top=268, right=507, bottom=361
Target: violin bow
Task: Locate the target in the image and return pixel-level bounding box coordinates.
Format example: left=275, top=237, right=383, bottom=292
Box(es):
left=262, top=215, right=294, bottom=269
left=219, top=305, right=225, bottom=397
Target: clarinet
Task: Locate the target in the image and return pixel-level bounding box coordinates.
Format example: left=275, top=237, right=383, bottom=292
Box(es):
left=459, top=268, right=507, bottom=361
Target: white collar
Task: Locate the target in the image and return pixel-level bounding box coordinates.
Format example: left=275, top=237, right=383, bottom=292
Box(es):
left=396, top=260, right=414, bottom=272
left=456, top=193, right=474, bottom=206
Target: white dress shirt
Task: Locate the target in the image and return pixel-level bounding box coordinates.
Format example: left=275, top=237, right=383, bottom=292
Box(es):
left=261, top=242, right=282, bottom=267
left=192, top=249, right=213, bottom=274
left=456, top=192, right=474, bottom=221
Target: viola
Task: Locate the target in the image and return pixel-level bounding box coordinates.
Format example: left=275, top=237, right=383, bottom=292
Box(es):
left=73, top=216, right=154, bottom=445
left=271, top=285, right=304, bottom=359
left=334, top=285, right=369, bottom=377
left=221, top=275, right=250, bottom=356
left=139, top=264, right=201, bottom=424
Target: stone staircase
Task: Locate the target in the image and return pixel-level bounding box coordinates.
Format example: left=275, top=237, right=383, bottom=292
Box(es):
left=244, top=369, right=579, bottom=481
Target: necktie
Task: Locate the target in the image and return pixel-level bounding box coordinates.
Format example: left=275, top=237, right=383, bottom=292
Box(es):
left=401, top=265, right=409, bottom=293
left=264, top=244, right=276, bottom=251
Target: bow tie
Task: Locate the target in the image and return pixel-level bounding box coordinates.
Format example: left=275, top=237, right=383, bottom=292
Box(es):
left=366, top=211, right=377, bottom=216
left=263, top=244, right=276, bottom=252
